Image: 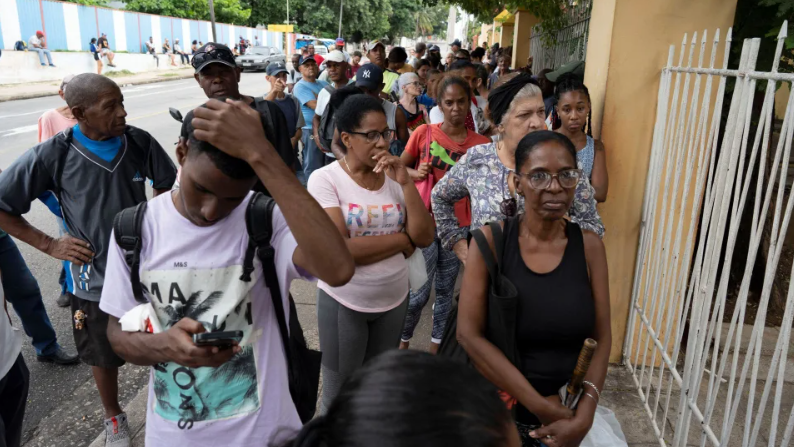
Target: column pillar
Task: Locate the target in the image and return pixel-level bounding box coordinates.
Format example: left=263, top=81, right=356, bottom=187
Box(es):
left=499, top=23, right=514, bottom=49
left=511, top=9, right=538, bottom=70
left=583, top=0, right=739, bottom=362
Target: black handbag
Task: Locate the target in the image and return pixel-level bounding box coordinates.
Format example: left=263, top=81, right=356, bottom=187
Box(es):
left=438, top=219, right=519, bottom=366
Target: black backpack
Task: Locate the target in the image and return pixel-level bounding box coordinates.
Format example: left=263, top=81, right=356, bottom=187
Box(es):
left=112, top=192, right=321, bottom=423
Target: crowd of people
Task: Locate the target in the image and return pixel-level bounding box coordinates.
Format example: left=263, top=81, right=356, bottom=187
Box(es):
left=0, top=38, right=620, bottom=447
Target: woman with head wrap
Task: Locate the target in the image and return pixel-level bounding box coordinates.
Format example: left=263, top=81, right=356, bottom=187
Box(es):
left=431, top=73, right=604, bottom=264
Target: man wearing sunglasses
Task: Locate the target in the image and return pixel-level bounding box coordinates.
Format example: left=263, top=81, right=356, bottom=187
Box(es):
left=189, top=43, right=296, bottom=177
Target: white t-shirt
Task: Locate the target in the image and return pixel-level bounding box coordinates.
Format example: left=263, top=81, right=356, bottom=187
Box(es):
left=428, top=97, right=489, bottom=134
left=307, top=162, right=409, bottom=312
left=29, top=35, right=42, bottom=48
left=0, top=284, right=23, bottom=380
left=99, top=192, right=307, bottom=447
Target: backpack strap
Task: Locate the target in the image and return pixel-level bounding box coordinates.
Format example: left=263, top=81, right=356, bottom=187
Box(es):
left=241, top=193, right=292, bottom=359
left=323, top=84, right=335, bottom=94
left=112, top=201, right=149, bottom=304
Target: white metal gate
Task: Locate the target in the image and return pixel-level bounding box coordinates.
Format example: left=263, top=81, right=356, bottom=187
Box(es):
left=625, top=22, right=794, bottom=447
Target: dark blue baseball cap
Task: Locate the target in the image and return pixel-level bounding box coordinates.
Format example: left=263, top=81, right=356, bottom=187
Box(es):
left=355, top=63, right=383, bottom=90
left=299, top=55, right=317, bottom=66
left=266, top=61, right=288, bottom=76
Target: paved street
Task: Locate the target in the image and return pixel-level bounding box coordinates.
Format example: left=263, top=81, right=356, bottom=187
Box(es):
left=0, top=73, right=267, bottom=446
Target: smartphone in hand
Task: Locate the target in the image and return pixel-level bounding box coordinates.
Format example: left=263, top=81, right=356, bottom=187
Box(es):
left=193, top=331, right=243, bottom=350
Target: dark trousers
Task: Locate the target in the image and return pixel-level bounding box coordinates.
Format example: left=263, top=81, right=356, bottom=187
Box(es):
left=0, top=354, right=29, bottom=447
left=179, top=52, right=189, bottom=64
left=0, top=236, right=59, bottom=356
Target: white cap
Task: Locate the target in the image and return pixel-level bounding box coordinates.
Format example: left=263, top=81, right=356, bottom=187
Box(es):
left=326, top=50, right=346, bottom=63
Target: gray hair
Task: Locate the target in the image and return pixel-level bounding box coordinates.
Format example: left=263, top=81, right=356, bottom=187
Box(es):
left=493, top=82, right=542, bottom=141
left=397, top=72, right=420, bottom=99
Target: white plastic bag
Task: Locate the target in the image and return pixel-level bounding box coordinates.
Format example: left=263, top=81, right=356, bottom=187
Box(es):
left=580, top=406, right=629, bottom=447
left=406, top=248, right=428, bottom=290
left=119, top=302, right=163, bottom=334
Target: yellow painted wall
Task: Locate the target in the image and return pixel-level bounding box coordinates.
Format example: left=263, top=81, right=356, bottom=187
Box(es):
left=513, top=10, right=539, bottom=70
left=500, top=24, right=515, bottom=49
left=584, top=0, right=738, bottom=362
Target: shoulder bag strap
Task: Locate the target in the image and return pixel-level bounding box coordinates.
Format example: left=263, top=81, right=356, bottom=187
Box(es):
left=488, top=220, right=506, bottom=271
left=471, top=228, right=498, bottom=284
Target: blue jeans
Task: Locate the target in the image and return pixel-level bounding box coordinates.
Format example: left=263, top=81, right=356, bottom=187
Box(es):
left=301, top=130, right=326, bottom=181
left=0, top=235, right=60, bottom=356
left=34, top=48, right=53, bottom=65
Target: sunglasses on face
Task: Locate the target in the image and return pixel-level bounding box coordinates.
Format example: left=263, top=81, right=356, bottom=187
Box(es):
left=517, top=169, right=582, bottom=190
left=191, top=49, right=236, bottom=69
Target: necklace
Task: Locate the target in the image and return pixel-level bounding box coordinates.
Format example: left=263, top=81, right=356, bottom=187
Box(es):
left=343, top=157, right=377, bottom=191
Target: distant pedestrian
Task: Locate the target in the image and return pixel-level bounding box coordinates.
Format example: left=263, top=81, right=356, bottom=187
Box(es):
left=265, top=61, right=305, bottom=172
left=254, top=35, right=260, bottom=46
left=409, top=42, right=426, bottom=69
left=174, top=39, right=189, bottom=64
left=191, top=40, right=198, bottom=54
left=287, top=53, right=302, bottom=92
left=89, top=38, right=103, bottom=74
left=145, top=37, right=159, bottom=67
left=28, top=31, right=54, bottom=67
left=350, top=50, right=362, bottom=77
left=163, top=39, right=176, bottom=66
left=450, top=39, right=462, bottom=54
left=97, top=33, right=116, bottom=67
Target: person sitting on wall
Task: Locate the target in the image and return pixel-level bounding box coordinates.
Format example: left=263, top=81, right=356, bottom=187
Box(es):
left=28, top=31, right=55, bottom=68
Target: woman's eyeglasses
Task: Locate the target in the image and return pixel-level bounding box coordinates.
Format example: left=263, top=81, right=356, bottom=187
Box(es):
left=517, top=169, right=581, bottom=190
left=348, top=129, right=395, bottom=144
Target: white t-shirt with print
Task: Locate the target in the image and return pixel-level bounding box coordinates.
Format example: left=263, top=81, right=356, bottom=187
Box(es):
left=307, top=162, right=408, bottom=312
left=100, top=191, right=307, bottom=447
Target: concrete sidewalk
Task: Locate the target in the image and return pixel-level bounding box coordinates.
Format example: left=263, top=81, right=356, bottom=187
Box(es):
left=0, top=68, right=195, bottom=102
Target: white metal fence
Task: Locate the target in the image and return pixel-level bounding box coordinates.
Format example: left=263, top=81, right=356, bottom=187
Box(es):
left=529, top=0, right=591, bottom=74
left=624, top=22, right=794, bottom=447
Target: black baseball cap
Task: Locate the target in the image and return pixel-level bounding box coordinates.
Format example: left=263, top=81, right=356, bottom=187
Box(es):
left=355, top=63, right=384, bottom=90
left=191, top=43, right=237, bottom=74
left=266, top=61, right=288, bottom=76
left=299, top=55, right=317, bottom=66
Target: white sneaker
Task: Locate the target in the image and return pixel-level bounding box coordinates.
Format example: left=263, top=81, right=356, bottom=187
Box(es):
left=104, top=412, right=131, bottom=447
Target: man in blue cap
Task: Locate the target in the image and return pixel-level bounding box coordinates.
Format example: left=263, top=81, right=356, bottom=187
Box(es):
left=265, top=61, right=304, bottom=171
left=293, top=55, right=329, bottom=180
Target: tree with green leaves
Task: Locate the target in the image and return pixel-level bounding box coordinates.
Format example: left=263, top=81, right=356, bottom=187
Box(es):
left=124, top=0, right=251, bottom=25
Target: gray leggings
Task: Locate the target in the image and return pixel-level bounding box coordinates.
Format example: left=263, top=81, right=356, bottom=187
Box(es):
left=317, top=289, right=409, bottom=414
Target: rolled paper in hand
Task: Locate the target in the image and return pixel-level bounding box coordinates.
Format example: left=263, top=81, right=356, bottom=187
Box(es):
left=566, top=338, right=598, bottom=403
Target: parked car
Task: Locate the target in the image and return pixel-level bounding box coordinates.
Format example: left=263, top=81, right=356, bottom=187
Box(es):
left=236, top=46, right=286, bottom=71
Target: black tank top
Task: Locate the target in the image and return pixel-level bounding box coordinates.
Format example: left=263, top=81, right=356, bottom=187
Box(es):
left=502, top=217, right=595, bottom=425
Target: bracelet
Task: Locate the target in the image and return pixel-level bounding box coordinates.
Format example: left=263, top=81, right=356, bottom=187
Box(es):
left=583, top=381, right=601, bottom=399
left=584, top=392, right=599, bottom=404
left=404, top=232, right=416, bottom=248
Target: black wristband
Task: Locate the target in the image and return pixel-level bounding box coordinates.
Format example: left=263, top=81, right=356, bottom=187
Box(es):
left=404, top=231, right=416, bottom=248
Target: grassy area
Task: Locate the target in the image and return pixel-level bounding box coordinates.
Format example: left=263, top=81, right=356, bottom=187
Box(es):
left=105, top=69, right=135, bottom=78
left=158, top=72, right=180, bottom=77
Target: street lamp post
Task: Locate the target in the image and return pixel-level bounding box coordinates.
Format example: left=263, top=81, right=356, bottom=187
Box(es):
left=337, top=0, right=343, bottom=38
left=208, top=0, right=218, bottom=42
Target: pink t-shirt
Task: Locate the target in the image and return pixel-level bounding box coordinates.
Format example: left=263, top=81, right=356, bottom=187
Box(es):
left=38, top=108, right=77, bottom=142
left=100, top=191, right=305, bottom=447
left=308, top=162, right=409, bottom=312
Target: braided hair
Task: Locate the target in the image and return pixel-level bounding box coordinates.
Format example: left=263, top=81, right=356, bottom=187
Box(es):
left=552, top=73, right=592, bottom=136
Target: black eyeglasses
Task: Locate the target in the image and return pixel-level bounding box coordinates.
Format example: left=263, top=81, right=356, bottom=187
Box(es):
left=191, top=49, right=236, bottom=69
left=517, top=169, right=582, bottom=190
left=348, top=129, right=395, bottom=144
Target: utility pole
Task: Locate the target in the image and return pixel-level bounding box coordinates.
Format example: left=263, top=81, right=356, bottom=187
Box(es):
left=208, top=0, right=217, bottom=42
left=286, top=0, right=290, bottom=25
left=337, top=0, right=344, bottom=38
